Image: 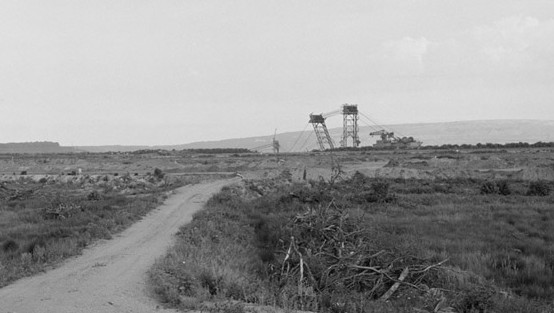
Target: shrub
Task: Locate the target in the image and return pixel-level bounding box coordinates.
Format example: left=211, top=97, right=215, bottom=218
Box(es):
left=24, top=238, right=46, bottom=256
left=497, top=180, right=511, bottom=195
left=371, top=180, right=390, bottom=198
left=527, top=181, right=550, bottom=196
left=454, top=288, right=495, bottom=313
left=154, top=168, right=165, bottom=179
left=87, top=191, right=101, bottom=201
left=480, top=181, right=498, bottom=195
left=362, top=180, right=395, bottom=203
left=480, top=180, right=511, bottom=195
left=2, top=239, right=19, bottom=253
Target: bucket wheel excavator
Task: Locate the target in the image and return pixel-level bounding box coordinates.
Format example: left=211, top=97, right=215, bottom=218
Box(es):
left=369, top=129, right=422, bottom=149
left=309, top=109, right=339, bottom=150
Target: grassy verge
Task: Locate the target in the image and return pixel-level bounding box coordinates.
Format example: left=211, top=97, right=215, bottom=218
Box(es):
left=0, top=173, right=204, bottom=287
left=149, top=173, right=553, bottom=312
left=148, top=184, right=270, bottom=310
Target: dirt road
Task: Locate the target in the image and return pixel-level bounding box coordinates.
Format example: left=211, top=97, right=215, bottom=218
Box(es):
left=0, top=178, right=239, bottom=313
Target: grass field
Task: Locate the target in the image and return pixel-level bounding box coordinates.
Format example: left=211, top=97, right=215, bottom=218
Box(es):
left=149, top=173, right=554, bottom=312
left=2, top=148, right=553, bottom=312
left=0, top=172, right=201, bottom=287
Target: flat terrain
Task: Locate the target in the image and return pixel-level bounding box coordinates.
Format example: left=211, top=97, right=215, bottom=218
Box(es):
left=1, top=148, right=553, bottom=312
left=2, top=147, right=554, bottom=183
left=0, top=178, right=237, bottom=313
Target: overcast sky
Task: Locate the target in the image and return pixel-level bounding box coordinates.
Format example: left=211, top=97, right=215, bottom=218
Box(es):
left=1, top=1, right=553, bottom=145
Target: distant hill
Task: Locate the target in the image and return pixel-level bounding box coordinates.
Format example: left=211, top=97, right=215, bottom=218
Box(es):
left=0, top=142, right=77, bottom=154
left=150, top=119, right=554, bottom=153
left=384, top=120, right=554, bottom=147
left=3, top=120, right=554, bottom=154
left=76, top=145, right=150, bottom=153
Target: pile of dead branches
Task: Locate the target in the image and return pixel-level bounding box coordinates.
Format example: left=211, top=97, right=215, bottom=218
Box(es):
left=271, top=200, right=447, bottom=310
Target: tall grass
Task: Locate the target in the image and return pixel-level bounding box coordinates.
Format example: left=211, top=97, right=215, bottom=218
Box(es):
left=149, top=186, right=275, bottom=310
left=0, top=174, right=202, bottom=287
left=149, top=175, right=554, bottom=312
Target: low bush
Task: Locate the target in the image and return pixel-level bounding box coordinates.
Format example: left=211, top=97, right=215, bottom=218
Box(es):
left=480, top=180, right=511, bottom=195
left=480, top=181, right=498, bottom=194
left=497, top=180, right=511, bottom=195
left=87, top=190, right=101, bottom=201
left=154, top=168, right=165, bottom=179
left=2, top=239, right=19, bottom=253
left=527, top=181, right=550, bottom=196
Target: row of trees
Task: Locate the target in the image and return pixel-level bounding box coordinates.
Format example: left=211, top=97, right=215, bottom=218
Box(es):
left=421, top=141, right=554, bottom=150
left=131, top=148, right=252, bottom=155
left=329, top=141, right=554, bottom=152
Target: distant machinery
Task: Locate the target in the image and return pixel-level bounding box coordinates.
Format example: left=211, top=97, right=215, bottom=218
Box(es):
left=253, top=129, right=281, bottom=154
left=341, top=104, right=360, bottom=148
left=309, top=104, right=360, bottom=150
left=369, top=129, right=422, bottom=149
left=309, top=113, right=335, bottom=150
left=307, top=104, right=421, bottom=151
left=272, top=129, right=280, bottom=154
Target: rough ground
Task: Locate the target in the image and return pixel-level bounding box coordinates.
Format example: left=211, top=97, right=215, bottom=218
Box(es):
left=0, top=178, right=239, bottom=313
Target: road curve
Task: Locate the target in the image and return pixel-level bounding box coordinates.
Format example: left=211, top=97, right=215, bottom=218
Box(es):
left=0, top=178, right=239, bottom=313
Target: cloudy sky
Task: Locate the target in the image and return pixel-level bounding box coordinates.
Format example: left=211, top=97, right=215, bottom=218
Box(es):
left=1, top=1, right=553, bottom=145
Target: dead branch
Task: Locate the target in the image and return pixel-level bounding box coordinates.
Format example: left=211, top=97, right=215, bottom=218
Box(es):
left=273, top=200, right=449, bottom=307
left=380, top=267, right=409, bottom=301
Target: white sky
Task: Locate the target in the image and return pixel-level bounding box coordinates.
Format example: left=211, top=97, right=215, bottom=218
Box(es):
left=1, top=0, right=553, bottom=145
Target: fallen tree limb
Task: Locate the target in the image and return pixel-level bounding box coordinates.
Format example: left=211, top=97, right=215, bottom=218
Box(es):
left=379, top=267, right=409, bottom=301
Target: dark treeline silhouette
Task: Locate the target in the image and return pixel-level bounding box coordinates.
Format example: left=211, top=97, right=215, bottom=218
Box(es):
left=328, top=141, right=554, bottom=152
left=131, top=148, right=252, bottom=155
left=421, top=141, right=554, bottom=150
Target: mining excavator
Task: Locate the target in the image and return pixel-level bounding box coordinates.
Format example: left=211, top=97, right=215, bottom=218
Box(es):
left=369, top=129, right=422, bottom=149
left=252, top=129, right=280, bottom=154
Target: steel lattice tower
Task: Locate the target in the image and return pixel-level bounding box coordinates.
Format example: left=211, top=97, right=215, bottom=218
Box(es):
left=341, top=104, right=360, bottom=148
left=309, top=114, right=335, bottom=150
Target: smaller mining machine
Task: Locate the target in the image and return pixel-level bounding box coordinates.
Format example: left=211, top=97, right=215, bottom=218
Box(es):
left=252, top=129, right=280, bottom=154
left=369, top=129, right=422, bottom=149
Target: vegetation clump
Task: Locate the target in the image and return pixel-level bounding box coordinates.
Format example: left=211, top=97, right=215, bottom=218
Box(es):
left=154, top=168, right=165, bottom=179
left=2, top=239, right=19, bottom=254
left=87, top=190, right=101, bottom=201
left=480, top=180, right=511, bottom=195
left=527, top=180, right=550, bottom=196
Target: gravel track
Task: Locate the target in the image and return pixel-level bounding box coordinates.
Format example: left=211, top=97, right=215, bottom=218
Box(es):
left=0, top=178, right=239, bottom=313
